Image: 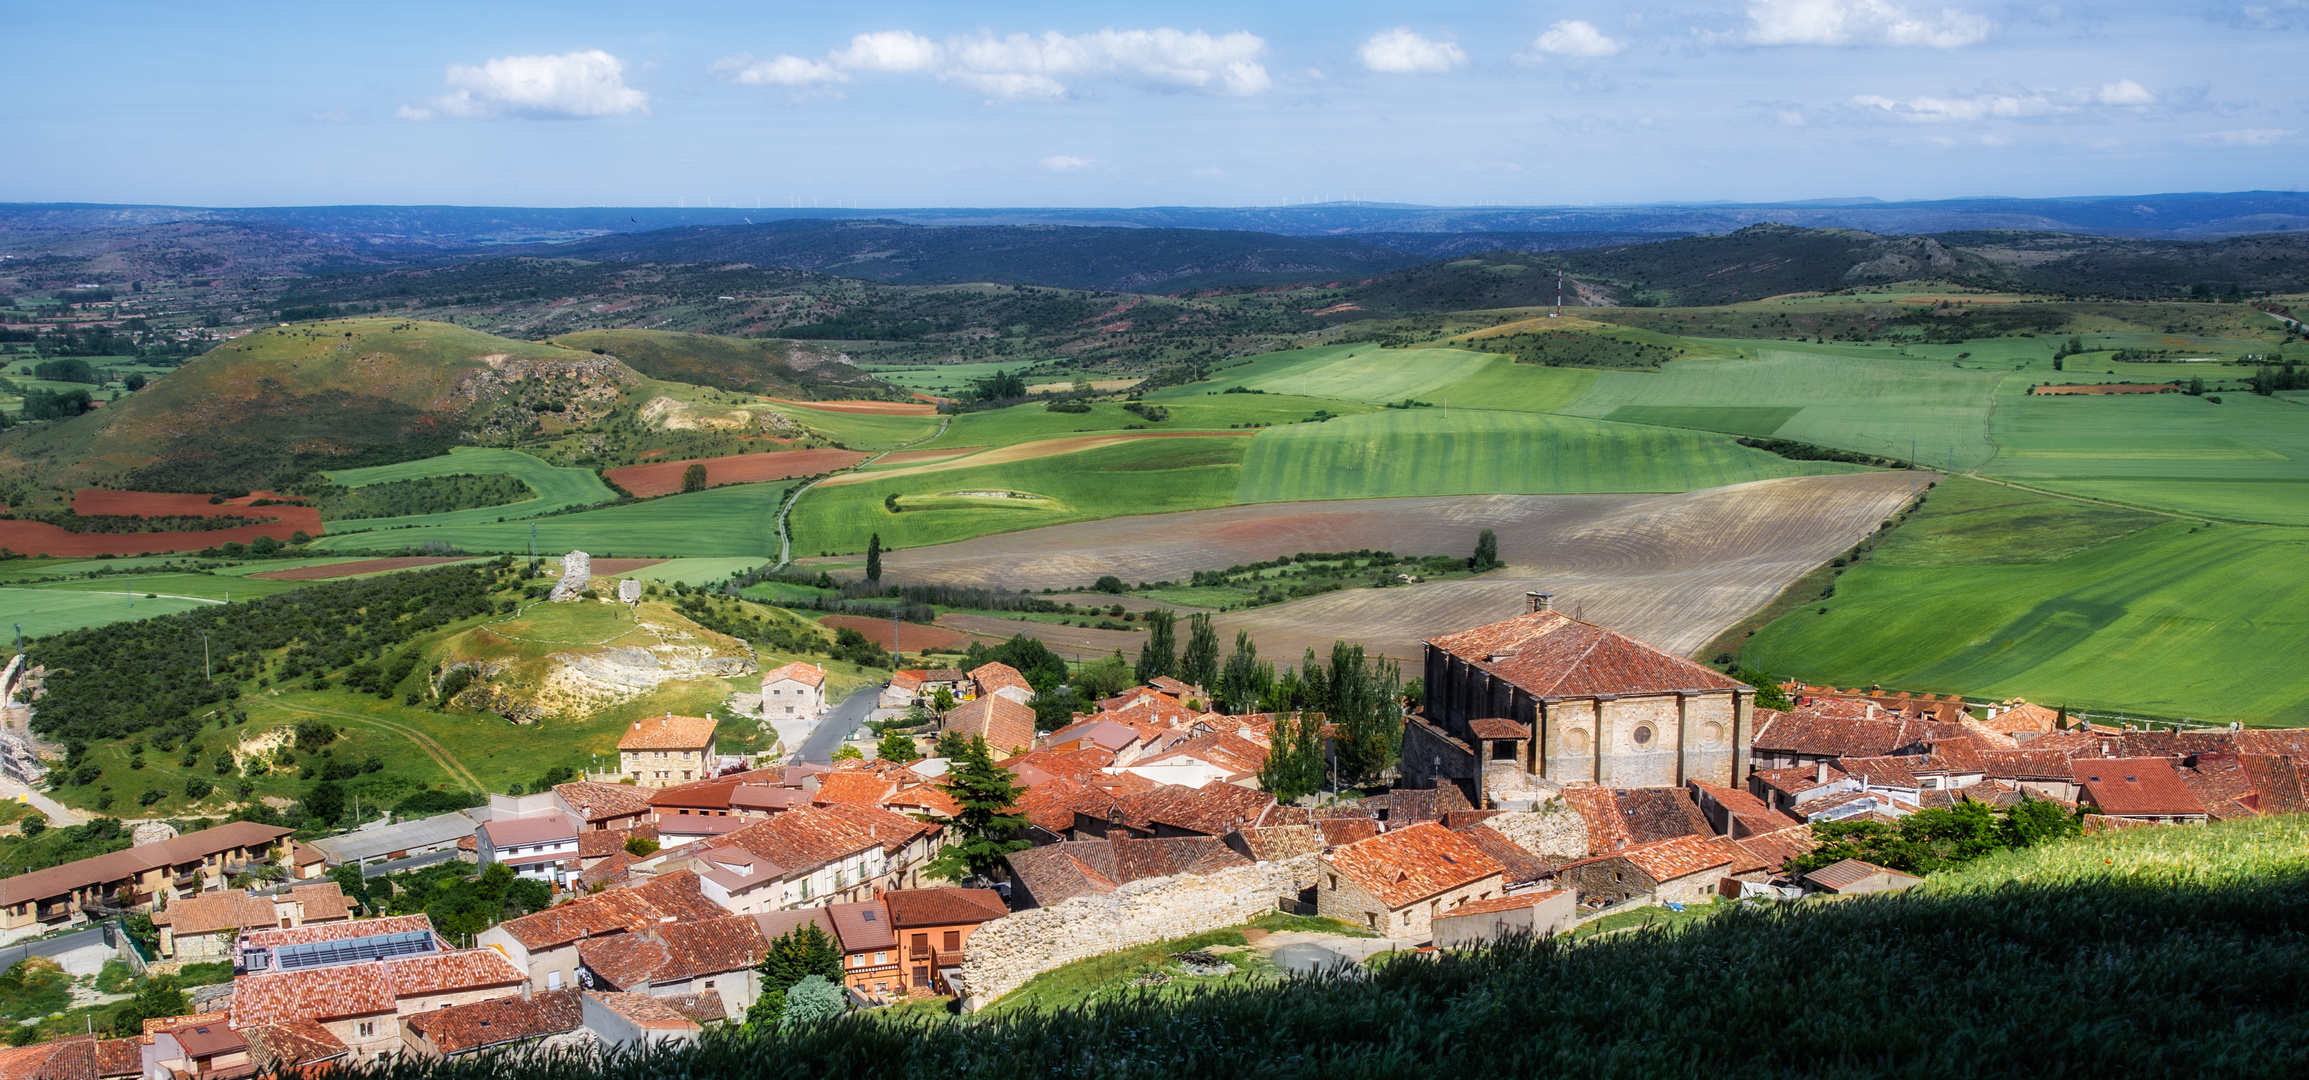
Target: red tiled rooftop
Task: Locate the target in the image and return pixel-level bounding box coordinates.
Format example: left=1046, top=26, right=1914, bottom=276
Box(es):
left=1323, top=822, right=1504, bottom=908
left=1425, top=610, right=1744, bottom=700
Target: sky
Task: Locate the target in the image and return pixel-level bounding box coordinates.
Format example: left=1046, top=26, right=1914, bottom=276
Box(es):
left=3, top=0, right=2304, bottom=209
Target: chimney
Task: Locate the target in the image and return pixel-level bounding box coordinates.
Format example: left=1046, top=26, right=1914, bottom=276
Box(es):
left=1816, top=761, right=1829, bottom=786
left=1526, top=591, right=1554, bottom=613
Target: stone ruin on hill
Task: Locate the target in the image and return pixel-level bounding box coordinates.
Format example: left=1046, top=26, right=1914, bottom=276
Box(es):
left=549, top=550, right=592, bottom=602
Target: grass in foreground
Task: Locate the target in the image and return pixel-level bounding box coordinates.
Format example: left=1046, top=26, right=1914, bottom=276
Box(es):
left=352, top=815, right=2309, bottom=1079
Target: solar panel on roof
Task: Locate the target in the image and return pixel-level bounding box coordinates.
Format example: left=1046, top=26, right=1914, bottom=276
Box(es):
left=274, top=929, right=437, bottom=971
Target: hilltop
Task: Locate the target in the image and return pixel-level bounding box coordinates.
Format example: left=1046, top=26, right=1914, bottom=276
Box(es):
left=550, top=328, right=887, bottom=399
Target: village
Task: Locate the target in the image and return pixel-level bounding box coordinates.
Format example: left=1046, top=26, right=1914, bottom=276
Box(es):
left=0, top=587, right=2296, bottom=1076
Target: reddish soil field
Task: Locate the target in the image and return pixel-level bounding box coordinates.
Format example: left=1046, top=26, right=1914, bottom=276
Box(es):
left=819, top=615, right=983, bottom=652
left=606, top=449, right=872, bottom=498
left=2031, top=384, right=2177, bottom=396
left=936, top=614, right=1142, bottom=661
left=0, top=490, right=326, bottom=558
left=768, top=398, right=939, bottom=416
left=585, top=559, right=670, bottom=575
left=250, top=556, right=472, bottom=580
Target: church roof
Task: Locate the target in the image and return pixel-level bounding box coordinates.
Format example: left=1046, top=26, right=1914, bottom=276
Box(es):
left=1424, top=610, right=1745, bottom=700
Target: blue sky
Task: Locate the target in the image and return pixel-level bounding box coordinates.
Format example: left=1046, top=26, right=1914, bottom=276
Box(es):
left=3, top=1, right=2303, bottom=208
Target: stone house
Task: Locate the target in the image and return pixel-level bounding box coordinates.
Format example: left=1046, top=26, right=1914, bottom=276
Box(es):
left=152, top=882, right=351, bottom=959
left=575, top=914, right=768, bottom=1020
left=1746, top=700, right=1968, bottom=772
left=1802, top=858, right=1925, bottom=895
left=401, top=989, right=583, bottom=1058
left=943, top=694, right=1037, bottom=760
left=1410, top=598, right=1757, bottom=805
left=968, top=662, right=1035, bottom=705
left=552, top=781, right=656, bottom=832
left=476, top=812, right=582, bottom=889
left=1747, top=763, right=1857, bottom=816
left=1431, top=889, right=1578, bottom=949
left=884, top=887, right=1009, bottom=995
left=883, top=668, right=968, bottom=710
left=477, top=872, right=725, bottom=993
left=1316, top=822, right=1507, bottom=939
left=1004, top=836, right=1252, bottom=910
left=2076, top=758, right=2210, bottom=823
left=653, top=803, right=942, bottom=913
left=1554, top=833, right=1758, bottom=907
left=760, top=662, right=827, bottom=721
left=0, top=821, right=293, bottom=928
left=618, top=713, right=720, bottom=788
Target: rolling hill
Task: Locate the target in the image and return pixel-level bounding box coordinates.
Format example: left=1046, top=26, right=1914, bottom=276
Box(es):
left=547, top=328, right=892, bottom=399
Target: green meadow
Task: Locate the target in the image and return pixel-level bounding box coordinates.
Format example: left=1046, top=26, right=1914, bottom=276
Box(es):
left=1184, top=343, right=1498, bottom=404
left=1233, top=407, right=1853, bottom=503
left=1742, top=477, right=2309, bottom=722
left=763, top=402, right=942, bottom=450
left=861, top=360, right=1042, bottom=396
left=0, top=588, right=218, bottom=638
left=793, top=436, right=1247, bottom=553
left=319, top=447, right=618, bottom=532
left=313, top=482, right=786, bottom=558
left=1979, top=386, right=2309, bottom=525
left=908, top=394, right=1373, bottom=453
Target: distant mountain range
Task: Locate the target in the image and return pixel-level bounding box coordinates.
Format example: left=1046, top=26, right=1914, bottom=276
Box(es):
left=3, top=189, right=2305, bottom=246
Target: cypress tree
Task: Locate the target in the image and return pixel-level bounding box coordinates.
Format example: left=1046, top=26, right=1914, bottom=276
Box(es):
left=865, top=533, right=883, bottom=582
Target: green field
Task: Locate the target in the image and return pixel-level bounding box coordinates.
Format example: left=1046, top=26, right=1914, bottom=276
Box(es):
left=624, top=557, right=771, bottom=585
left=1742, top=477, right=2309, bottom=722
left=764, top=402, right=943, bottom=450
left=1979, top=386, right=2309, bottom=524
left=1603, top=405, right=1806, bottom=437
left=1172, top=343, right=1498, bottom=405
left=1427, top=360, right=1598, bottom=413
left=793, top=437, right=1247, bottom=553
left=907, top=395, right=1372, bottom=453
left=0, top=588, right=218, bottom=638
left=1233, top=408, right=1853, bottom=503
left=14, top=572, right=307, bottom=602
left=318, top=447, right=618, bottom=533
left=1558, top=348, right=2011, bottom=470
left=311, top=482, right=785, bottom=557
left=862, top=360, right=1042, bottom=396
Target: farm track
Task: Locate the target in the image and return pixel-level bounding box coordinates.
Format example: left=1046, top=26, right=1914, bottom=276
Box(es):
left=776, top=414, right=951, bottom=567
left=885, top=473, right=1922, bottom=663
left=270, top=700, right=486, bottom=793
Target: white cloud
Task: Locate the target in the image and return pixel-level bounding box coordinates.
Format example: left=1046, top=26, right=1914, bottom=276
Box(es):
left=1357, top=28, right=1467, bottom=73
left=1777, top=109, right=1808, bottom=126
left=712, top=53, right=850, bottom=88
left=1745, top=0, right=1995, bottom=48
left=1530, top=21, right=1625, bottom=58
left=1041, top=155, right=1095, bottom=171
left=1848, top=80, right=2156, bottom=122
left=398, top=49, right=648, bottom=121
left=831, top=30, right=943, bottom=73
left=2200, top=128, right=2296, bottom=145
left=744, top=27, right=1269, bottom=102
left=2095, top=79, right=2153, bottom=105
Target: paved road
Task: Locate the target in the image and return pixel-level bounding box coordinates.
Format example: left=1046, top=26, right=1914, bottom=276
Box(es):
left=798, top=685, right=883, bottom=764
left=0, top=926, right=108, bottom=973
left=0, top=776, right=86, bottom=827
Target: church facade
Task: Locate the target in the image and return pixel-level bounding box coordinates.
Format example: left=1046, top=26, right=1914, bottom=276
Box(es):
left=1403, top=594, right=1756, bottom=804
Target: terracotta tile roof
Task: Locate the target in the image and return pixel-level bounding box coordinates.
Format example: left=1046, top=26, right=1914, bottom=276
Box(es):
left=1011, top=778, right=1093, bottom=834
left=384, top=948, right=528, bottom=998
left=1359, top=785, right=1475, bottom=827
left=2241, top=754, right=2309, bottom=815
left=2017, top=731, right=2105, bottom=753
left=579, top=851, right=641, bottom=889
left=2234, top=729, right=2309, bottom=758
left=1116, top=783, right=1279, bottom=836
left=1974, top=750, right=2079, bottom=781
left=1097, top=689, right=1180, bottom=712
left=240, top=1021, right=347, bottom=1071
left=579, top=824, right=659, bottom=860
left=1316, top=817, right=1381, bottom=846
left=2078, top=758, right=2208, bottom=817
left=1094, top=699, right=1203, bottom=733
left=287, top=882, right=352, bottom=923
left=1452, top=824, right=1554, bottom=886
left=1322, top=822, right=1504, bottom=908
left=1609, top=787, right=1715, bottom=847
left=1040, top=719, right=1146, bottom=754
left=0, top=821, right=293, bottom=907
left=1467, top=718, right=1531, bottom=740
left=1005, top=746, right=1119, bottom=783
left=2175, top=756, right=2263, bottom=820
left=1444, top=889, right=1571, bottom=918
left=1148, top=676, right=1199, bottom=697
left=92, top=1038, right=138, bottom=1080
left=1752, top=764, right=1850, bottom=796
left=883, top=887, right=1008, bottom=928
left=157, top=889, right=279, bottom=936
left=577, top=915, right=768, bottom=989
left=1112, top=836, right=1251, bottom=881
left=289, top=841, right=327, bottom=868
left=1751, top=701, right=1965, bottom=758
left=555, top=781, right=655, bottom=823
left=587, top=992, right=700, bottom=1031
left=236, top=963, right=401, bottom=1026
left=1837, top=755, right=1928, bottom=788
left=658, top=991, right=727, bottom=1025
left=1803, top=857, right=1920, bottom=891
left=497, top=869, right=721, bottom=950
left=882, top=782, right=961, bottom=818
left=812, top=771, right=900, bottom=808
left=616, top=713, right=718, bottom=752
left=1004, top=844, right=1122, bottom=906
left=0, top=1035, right=95, bottom=1080
left=1135, top=731, right=1270, bottom=778
left=1732, top=825, right=1819, bottom=873
left=242, top=913, right=433, bottom=951
left=826, top=899, right=898, bottom=952
left=762, top=662, right=827, bottom=688
left=1561, top=833, right=1735, bottom=883
left=1229, top=825, right=1327, bottom=862
left=944, top=694, right=1037, bottom=756
left=1559, top=785, right=1633, bottom=854
left=1424, top=610, right=1744, bottom=700
left=480, top=812, right=579, bottom=848
left=141, top=1011, right=229, bottom=1038
left=970, top=662, right=1032, bottom=698
left=405, top=989, right=582, bottom=1055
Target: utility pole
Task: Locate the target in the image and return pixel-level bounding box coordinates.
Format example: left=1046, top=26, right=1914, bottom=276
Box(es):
left=200, top=632, right=211, bottom=682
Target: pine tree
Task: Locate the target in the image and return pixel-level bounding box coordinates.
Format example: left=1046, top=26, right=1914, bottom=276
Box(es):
left=748, top=923, right=844, bottom=1028
left=865, top=533, right=883, bottom=582
left=1137, top=608, right=1178, bottom=681
left=924, top=736, right=1029, bottom=882
left=1180, top=613, right=1221, bottom=693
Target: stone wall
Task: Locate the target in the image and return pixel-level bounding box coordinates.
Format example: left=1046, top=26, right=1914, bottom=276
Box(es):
left=956, top=854, right=1324, bottom=1009
left=1479, top=804, right=1594, bottom=862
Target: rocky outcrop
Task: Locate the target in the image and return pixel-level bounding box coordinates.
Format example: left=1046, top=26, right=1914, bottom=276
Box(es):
left=548, top=551, right=591, bottom=602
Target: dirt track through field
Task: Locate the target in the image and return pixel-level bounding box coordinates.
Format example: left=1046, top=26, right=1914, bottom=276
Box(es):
left=884, top=472, right=1922, bottom=662
left=820, top=431, right=1253, bottom=486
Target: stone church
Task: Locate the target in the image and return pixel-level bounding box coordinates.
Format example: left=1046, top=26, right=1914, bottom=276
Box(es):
left=1403, top=593, right=1756, bottom=805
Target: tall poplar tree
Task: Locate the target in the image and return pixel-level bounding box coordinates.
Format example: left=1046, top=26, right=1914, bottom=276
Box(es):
left=1137, top=608, right=1178, bottom=681
left=1180, top=612, right=1221, bottom=693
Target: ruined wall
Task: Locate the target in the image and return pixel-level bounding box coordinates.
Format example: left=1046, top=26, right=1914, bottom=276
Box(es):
left=1479, top=804, right=1594, bottom=862
left=956, top=854, right=1324, bottom=1008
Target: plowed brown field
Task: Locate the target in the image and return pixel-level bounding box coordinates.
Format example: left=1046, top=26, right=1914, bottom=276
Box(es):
left=0, top=489, right=325, bottom=557
left=935, top=613, right=1143, bottom=662
left=820, top=431, right=1252, bottom=487
left=607, top=449, right=871, bottom=497
left=885, top=472, right=1922, bottom=662
left=769, top=398, right=938, bottom=416
left=819, top=615, right=984, bottom=652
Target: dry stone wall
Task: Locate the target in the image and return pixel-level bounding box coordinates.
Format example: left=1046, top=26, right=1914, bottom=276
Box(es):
left=958, top=853, right=1324, bottom=1008
left=1481, top=803, right=1594, bottom=862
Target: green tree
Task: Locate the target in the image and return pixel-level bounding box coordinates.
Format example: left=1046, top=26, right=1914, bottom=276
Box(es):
left=1092, top=575, right=1126, bottom=594
left=931, top=686, right=956, bottom=715
left=329, top=863, right=371, bottom=914
left=877, top=730, right=922, bottom=763
left=2002, top=798, right=2083, bottom=847
left=1217, top=630, right=1272, bottom=714
left=624, top=835, right=661, bottom=857
left=1180, top=613, right=1221, bottom=692
left=1730, top=668, right=1795, bottom=711
left=934, top=730, right=971, bottom=759
left=681, top=463, right=708, bottom=493
left=1324, top=642, right=1403, bottom=786
left=1137, top=608, right=1178, bottom=682
left=924, top=736, right=1029, bottom=882
left=866, top=533, right=883, bottom=583
left=1258, top=710, right=1327, bottom=803
left=109, top=975, right=188, bottom=1036
left=782, top=974, right=846, bottom=1028
left=748, top=924, right=844, bottom=1027
left=1074, top=651, right=1134, bottom=702
left=303, top=780, right=345, bottom=825
left=1470, top=528, right=1502, bottom=572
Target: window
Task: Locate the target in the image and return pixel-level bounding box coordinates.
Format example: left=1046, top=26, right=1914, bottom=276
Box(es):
left=548, top=970, right=561, bottom=990
left=357, top=1022, right=375, bottom=1038
left=1632, top=725, right=1654, bottom=747
left=875, top=951, right=887, bottom=965
left=705, top=980, right=716, bottom=990
left=943, top=930, right=960, bottom=950
left=1327, top=874, right=1338, bottom=891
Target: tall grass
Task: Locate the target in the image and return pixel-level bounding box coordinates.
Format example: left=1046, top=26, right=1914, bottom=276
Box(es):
left=352, top=816, right=2309, bottom=1079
